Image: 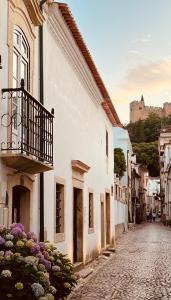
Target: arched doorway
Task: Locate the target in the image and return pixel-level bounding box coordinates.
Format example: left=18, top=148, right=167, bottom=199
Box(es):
left=12, top=185, right=30, bottom=232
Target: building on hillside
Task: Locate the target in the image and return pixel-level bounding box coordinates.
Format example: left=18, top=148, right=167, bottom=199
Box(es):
left=0, top=0, right=122, bottom=265
left=130, top=96, right=171, bottom=123
left=159, top=127, right=171, bottom=223
left=113, top=127, right=133, bottom=223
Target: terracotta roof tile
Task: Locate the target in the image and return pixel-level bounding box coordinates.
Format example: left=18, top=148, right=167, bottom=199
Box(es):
left=57, top=2, right=122, bottom=127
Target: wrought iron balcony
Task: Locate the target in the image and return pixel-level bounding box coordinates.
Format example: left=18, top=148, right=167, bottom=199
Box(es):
left=1, top=82, right=54, bottom=174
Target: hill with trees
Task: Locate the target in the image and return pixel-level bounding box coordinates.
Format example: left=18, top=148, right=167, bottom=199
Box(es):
left=125, top=113, right=171, bottom=177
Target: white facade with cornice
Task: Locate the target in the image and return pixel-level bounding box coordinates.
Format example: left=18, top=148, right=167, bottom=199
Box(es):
left=42, top=3, right=116, bottom=263
left=0, top=1, right=119, bottom=265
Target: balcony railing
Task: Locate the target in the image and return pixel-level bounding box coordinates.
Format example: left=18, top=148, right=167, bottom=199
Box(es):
left=1, top=82, right=54, bottom=173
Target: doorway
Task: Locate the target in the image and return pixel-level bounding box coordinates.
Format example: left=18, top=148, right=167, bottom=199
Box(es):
left=73, top=188, right=83, bottom=263
left=12, top=185, right=30, bottom=232
left=101, top=201, right=105, bottom=248
left=106, top=193, right=110, bottom=245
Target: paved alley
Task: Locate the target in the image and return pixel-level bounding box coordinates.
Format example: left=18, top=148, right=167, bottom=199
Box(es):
left=69, top=223, right=171, bottom=300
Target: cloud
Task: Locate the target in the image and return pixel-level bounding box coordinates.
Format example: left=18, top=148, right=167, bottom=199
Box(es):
left=113, top=57, right=171, bottom=102
left=131, top=34, right=152, bottom=45
left=127, top=50, right=145, bottom=63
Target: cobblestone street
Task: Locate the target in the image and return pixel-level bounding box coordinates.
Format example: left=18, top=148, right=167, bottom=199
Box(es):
left=69, top=223, right=171, bottom=300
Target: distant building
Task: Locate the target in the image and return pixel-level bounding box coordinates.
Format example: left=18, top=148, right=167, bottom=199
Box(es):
left=146, top=178, right=161, bottom=213
left=159, top=126, right=171, bottom=222
left=130, top=96, right=171, bottom=123
left=113, top=128, right=133, bottom=223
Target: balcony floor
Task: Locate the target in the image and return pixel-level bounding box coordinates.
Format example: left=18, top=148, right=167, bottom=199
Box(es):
left=0, top=153, right=53, bottom=174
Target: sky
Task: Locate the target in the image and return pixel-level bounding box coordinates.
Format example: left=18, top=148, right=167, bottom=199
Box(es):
left=58, top=0, right=171, bottom=124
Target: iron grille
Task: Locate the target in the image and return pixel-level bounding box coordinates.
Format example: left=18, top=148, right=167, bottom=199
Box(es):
left=1, top=82, right=53, bottom=166
left=89, top=193, right=93, bottom=228
left=56, top=186, right=62, bottom=233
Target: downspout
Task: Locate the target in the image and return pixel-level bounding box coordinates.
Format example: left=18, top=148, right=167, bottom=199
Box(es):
left=39, top=0, right=47, bottom=242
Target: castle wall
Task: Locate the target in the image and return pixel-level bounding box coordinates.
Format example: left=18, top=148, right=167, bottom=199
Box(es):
left=163, top=103, right=171, bottom=118
left=130, top=99, right=171, bottom=123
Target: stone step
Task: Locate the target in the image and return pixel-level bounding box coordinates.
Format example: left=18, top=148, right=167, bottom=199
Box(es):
left=107, top=247, right=116, bottom=253
left=78, top=267, right=94, bottom=279
left=102, top=251, right=111, bottom=257
left=73, top=262, right=83, bottom=272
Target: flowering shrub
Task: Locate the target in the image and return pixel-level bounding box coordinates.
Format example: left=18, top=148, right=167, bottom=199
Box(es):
left=0, top=224, right=77, bottom=299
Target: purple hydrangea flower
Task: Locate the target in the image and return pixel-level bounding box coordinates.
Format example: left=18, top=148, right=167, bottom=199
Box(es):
left=27, top=231, right=37, bottom=242
left=27, top=231, right=34, bottom=239
left=38, top=242, right=46, bottom=251
left=11, top=226, right=23, bottom=237
left=10, top=223, right=24, bottom=231
left=36, top=252, right=44, bottom=258
left=43, top=259, right=51, bottom=270
left=43, top=251, right=49, bottom=259
left=5, top=250, right=13, bottom=257
left=0, top=237, right=5, bottom=245
left=31, top=244, right=40, bottom=254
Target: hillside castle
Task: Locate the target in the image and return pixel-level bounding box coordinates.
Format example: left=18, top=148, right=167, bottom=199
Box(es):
left=130, top=96, right=171, bottom=123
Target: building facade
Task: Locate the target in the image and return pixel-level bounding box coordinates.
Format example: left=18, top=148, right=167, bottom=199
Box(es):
left=114, top=174, right=128, bottom=239
left=0, top=0, right=121, bottom=265
left=159, top=127, right=171, bottom=222
left=146, top=178, right=161, bottom=213
left=130, top=96, right=171, bottom=123
left=113, top=127, right=133, bottom=223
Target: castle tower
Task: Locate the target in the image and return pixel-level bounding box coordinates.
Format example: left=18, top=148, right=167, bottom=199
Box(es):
left=163, top=102, right=171, bottom=118
left=130, top=95, right=145, bottom=123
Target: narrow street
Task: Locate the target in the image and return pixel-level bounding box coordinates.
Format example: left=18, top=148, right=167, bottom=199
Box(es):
left=69, top=223, right=171, bottom=300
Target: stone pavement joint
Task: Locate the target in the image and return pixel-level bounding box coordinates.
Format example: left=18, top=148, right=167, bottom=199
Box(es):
left=68, top=223, right=171, bottom=300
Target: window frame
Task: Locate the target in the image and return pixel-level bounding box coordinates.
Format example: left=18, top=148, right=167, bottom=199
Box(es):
left=13, top=26, right=30, bottom=90
left=12, top=27, right=30, bottom=135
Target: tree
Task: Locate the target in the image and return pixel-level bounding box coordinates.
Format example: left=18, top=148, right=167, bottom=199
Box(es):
left=114, top=148, right=126, bottom=178
left=132, top=141, right=159, bottom=177
left=125, top=113, right=171, bottom=143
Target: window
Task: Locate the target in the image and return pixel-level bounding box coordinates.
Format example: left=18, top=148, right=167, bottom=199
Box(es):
left=13, top=27, right=29, bottom=132
left=106, top=130, right=108, bottom=157
left=115, top=184, right=117, bottom=199
left=88, top=193, right=94, bottom=229
left=13, top=27, right=29, bottom=89
left=56, top=183, right=64, bottom=234
left=13, top=27, right=29, bottom=90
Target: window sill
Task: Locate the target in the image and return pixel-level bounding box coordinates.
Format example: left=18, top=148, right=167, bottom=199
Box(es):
left=54, top=233, right=65, bottom=243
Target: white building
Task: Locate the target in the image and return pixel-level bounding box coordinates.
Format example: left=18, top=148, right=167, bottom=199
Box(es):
left=0, top=1, right=121, bottom=265
left=159, top=127, right=171, bottom=221
left=146, top=178, right=161, bottom=213
left=114, top=174, right=128, bottom=239
left=113, top=127, right=133, bottom=223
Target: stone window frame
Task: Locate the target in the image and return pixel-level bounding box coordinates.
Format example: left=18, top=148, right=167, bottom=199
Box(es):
left=88, top=188, right=94, bottom=234
left=7, top=1, right=37, bottom=145
left=8, top=0, right=40, bottom=94
left=54, top=176, right=65, bottom=243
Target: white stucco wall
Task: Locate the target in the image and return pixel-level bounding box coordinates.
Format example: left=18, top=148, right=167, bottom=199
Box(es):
left=0, top=2, right=118, bottom=264
left=41, top=5, right=115, bottom=262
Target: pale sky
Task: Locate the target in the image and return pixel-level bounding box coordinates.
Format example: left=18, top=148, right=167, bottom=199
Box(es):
left=58, top=0, right=171, bottom=124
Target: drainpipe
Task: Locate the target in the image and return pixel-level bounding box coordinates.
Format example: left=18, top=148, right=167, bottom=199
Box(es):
left=39, top=0, right=47, bottom=242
